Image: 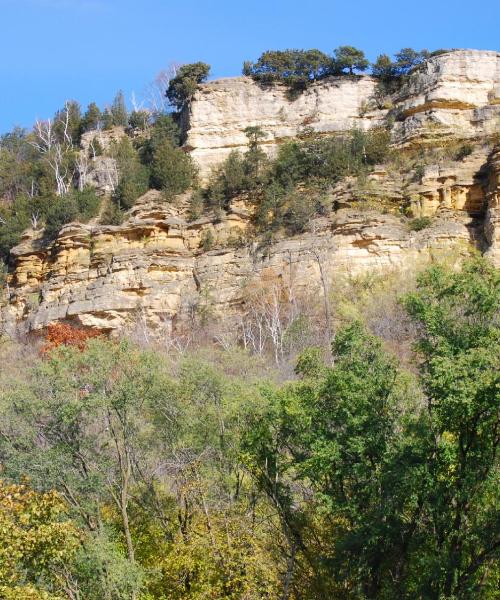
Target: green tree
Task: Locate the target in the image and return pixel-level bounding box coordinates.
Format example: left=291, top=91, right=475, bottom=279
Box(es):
left=150, top=138, right=196, bottom=197
left=394, top=47, right=429, bottom=75
left=166, top=62, right=210, bottom=110
left=81, top=102, right=102, bottom=132
left=128, top=110, right=150, bottom=131
left=110, top=90, right=128, bottom=127
left=0, top=480, right=80, bottom=600
left=333, top=45, right=369, bottom=75
left=371, top=53, right=396, bottom=79
left=110, top=137, right=150, bottom=210
left=403, top=257, right=500, bottom=598
left=244, top=49, right=332, bottom=89
left=53, top=100, right=82, bottom=144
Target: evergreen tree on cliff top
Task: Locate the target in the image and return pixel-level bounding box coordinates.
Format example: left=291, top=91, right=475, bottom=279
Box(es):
left=166, top=62, right=210, bottom=111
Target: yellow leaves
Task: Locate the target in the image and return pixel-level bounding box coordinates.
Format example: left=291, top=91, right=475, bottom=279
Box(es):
left=144, top=509, right=282, bottom=600
left=0, top=480, right=80, bottom=598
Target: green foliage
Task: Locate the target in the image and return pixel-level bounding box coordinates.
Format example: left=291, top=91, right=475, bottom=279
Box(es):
left=44, top=187, right=101, bottom=240
left=455, top=142, right=474, bottom=160
left=333, top=45, right=369, bottom=74
left=0, top=196, right=34, bottom=261
left=166, top=62, right=210, bottom=110
left=99, top=200, right=124, bottom=225
left=73, top=187, right=101, bottom=220
left=394, top=47, right=429, bottom=75
left=244, top=49, right=332, bottom=91
left=128, top=110, right=151, bottom=131
left=402, top=257, right=500, bottom=598
left=372, top=53, right=396, bottom=79
left=110, top=90, right=128, bottom=127
left=200, top=228, right=215, bottom=251
left=0, top=480, right=80, bottom=600
left=101, top=108, right=114, bottom=130
left=150, top=138, right=196, bottom=198
left=110, top=137, right=150, bottom=210
left=0, top=339, right=282, bottom=599
left=53, top=100, right=82, bottom=144
left=0, top=259, right=497, bottom=599
left=0, top=128, right=43, bottom=202
left=205, top=127, right=390, bottom=228
left=241, top=257, right=500, bottom=599
left=187, top=189, right=204, bottom=221
left=137, top=114, right=181, bottom=165
left=408, top=216, right=432, bottom=231
left=88, top=135, right=103, bottom=157
left=81, top=102, right=102, bottom=132
left=0, top=187, right=100, bottom=254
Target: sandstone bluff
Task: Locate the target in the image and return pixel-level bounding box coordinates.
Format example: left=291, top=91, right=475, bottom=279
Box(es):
left=1, top=49, right=500, bottom=335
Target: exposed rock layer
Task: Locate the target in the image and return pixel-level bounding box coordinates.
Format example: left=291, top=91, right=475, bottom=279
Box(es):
left=1, top=50, right=500, bottom=335
left=182, top=50, right=500, bottom=180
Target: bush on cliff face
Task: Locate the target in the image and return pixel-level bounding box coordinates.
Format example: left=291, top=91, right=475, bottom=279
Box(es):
left=110, top=137, right=150, bottom=211
left=44, top=187, right=101, bottom=240
left=204, top=126, right=390, bottom=233
left=150, top=138, right=197, bottom=197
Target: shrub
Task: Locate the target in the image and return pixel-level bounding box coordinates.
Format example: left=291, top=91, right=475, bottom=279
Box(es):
left=0, top=198, right=32, bottom=261
left=44, top=195, right=80, bottom=240
left=43, top=189, right=101, bottom=241
left=114, top=165, right=150, bottom=210
left=74, top=187, right=101, bottom=220
left=283, top=191, right=316, bottom=234
left=128, top=110, right=150, bottom=131
left=408, top=216, right=432, bottom=231
left=150, top=139, right=196, bottom=198
left=200, top=229, right=215, bottom=251
left=454, top=143, right=474, bottom=161
left=273, top=141, right=308, bottom=187
left=41, top=322, right=102, bottom=353
left=166, top=62, right=210, bottom=110
left=100, top=201, right=124, bottom=225
left=110, top=137, right=150, bottom=210
left=187, top=190, right=204, bottom=221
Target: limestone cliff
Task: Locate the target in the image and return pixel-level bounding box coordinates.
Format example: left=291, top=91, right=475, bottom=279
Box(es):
left=182, top=50, right=500, bottom=180
left=1, top=49, right=500, bottom=337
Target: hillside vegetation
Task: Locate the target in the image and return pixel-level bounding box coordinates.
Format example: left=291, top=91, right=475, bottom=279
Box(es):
left=0, top=257, right=498, bottom=599
left=0, top=47, right=499, bottom=600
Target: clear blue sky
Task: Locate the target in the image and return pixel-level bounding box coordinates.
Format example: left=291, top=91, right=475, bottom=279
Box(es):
left=1, top=0, right=499, bottom=133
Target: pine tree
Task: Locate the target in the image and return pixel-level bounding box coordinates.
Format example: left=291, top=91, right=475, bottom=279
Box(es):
left=111, top=90, right=128, bottom=127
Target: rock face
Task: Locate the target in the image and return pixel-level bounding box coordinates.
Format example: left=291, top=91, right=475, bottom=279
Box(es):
left=0, top=191, right=485, bottom=336
left=182, top=76, right=385, bottom=180
left=182, top=50, right=500, bottom=180
left=1, top=50, right=500, bottom=336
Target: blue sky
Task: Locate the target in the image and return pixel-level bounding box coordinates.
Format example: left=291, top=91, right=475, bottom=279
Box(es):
left=0, top=0, right=499, bottom=133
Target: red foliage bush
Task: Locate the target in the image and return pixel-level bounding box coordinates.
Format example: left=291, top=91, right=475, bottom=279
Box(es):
left=41, top=322, right=102, bottom=354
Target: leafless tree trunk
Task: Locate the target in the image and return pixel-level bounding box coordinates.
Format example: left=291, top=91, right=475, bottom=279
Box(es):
left=31, top=102, right=75, bottom=196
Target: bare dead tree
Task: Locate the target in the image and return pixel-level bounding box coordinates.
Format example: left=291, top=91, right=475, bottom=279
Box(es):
left=142, top=63, right=181, bottom=114
left=75, top=152, right=89, bottom=191
left=31, top=102, right=76, bottom=196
